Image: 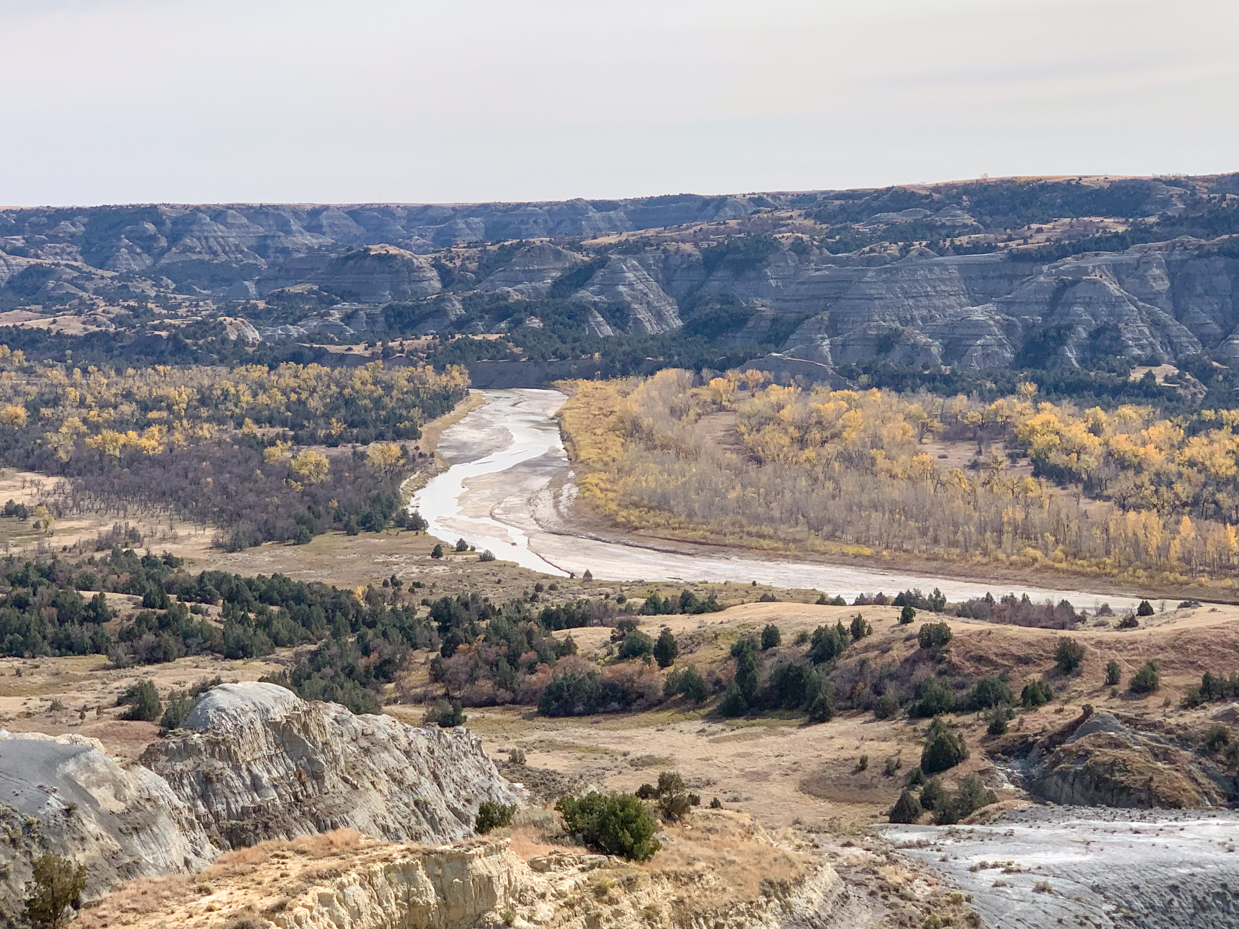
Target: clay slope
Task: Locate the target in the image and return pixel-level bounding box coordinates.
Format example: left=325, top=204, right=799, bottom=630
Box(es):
left=141, top=682, right=524, bottom=848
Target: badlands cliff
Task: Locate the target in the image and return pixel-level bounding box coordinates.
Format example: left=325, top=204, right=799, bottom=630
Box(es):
left=0, top=683, right=520, bottom=924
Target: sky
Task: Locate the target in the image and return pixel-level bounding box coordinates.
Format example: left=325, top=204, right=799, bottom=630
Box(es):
left=2, top=0, right=1237, bottom=206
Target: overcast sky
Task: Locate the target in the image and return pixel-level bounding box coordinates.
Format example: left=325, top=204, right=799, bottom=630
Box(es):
left=3, top=0, right=1237, bottom=206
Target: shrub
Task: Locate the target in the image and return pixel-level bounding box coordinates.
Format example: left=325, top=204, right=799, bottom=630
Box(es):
left=424, top=698, right=467, bottom=727
left=617, top=630, right=655, bottom=661
left=1105, top=661, right=1122, bottom=686
left=508, top=748, right=527, bottom=765
left=910, top=677, right=956, bottom=718
left=906, top=766, right=925, bottom=787
left=653, top=771, right=694, bottom=822
left=883, top=755, right=901, bottom=777
left=709, top=797, right=722, bottom=809
left=718, top=683, right=749, bottom=718
left=967, top=677, right=1013, bottom=710
left=899, top=605, right=916, bottom=625
left=665, top=665, right=710, bottom=703
left=119, top=679, right=161, bottom=722
left=763, top=661, right=824, bottom=711
left=1206, top=725, right=1231, bottom=753
left=479, top=549, right=496, bottom=562
left=806, top=690, right=835, bottom=723
left=934, top=773, right=997, bottom=825
left=431, top=543, right=444, bottom=559
left=888, top=790, right=922, bottom=824
left=475, top=800, right=515, bottom=834
left=653, top=628, right=679, bottom=668
left=1021, top=678, right=1053, bottom=708
left=455, top=538, right=470, bottom=552
left=855, top=754, right=869, bottom=772
left=919, top=776, right=947, bottom=811
left=1054, top=638, right=1085, bottom=674
left=1117, top=614, right=1139, bottom=629
left=555, top=793, right=661, bottom=861
left=1129, top=661, right=1160, bottom=695
left=760, top=624, right=781, bottom=650
left=159, top=692, right=194, bottom=732
left=23, top=853, right=87, bottom=929
left=873, top=692, right=901, bottom=719
left=1179, top=599, right=1201, bottom=609
left=917, top=622, right=953, bottom=649
left=921, top=717, right=968, bottom=774
left=987, top=710, right=1010, bottom=736
left=1137, top=600, right=1155, bottom=617
left=850, top=614, right=871, bottom=641
left=807, top=623, right=850, bottom=663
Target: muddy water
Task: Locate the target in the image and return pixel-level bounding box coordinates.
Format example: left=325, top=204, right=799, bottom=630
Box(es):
left=411, top=389, right=1143, bottom=609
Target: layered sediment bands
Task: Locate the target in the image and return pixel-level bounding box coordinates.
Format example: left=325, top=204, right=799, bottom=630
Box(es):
left=0, top=729, right=218, bottom=920
left=1027, top=712, right=1226, bottom=809
left=142, top=683, right=523, bottom=849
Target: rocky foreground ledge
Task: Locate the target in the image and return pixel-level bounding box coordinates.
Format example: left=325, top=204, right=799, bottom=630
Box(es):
left=0, top=682, right=522, bottom=923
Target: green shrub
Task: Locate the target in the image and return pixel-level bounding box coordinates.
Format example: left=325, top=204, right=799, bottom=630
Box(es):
left=920, top=717, right=968, bottom=774
left=424, top=698, right=467, bottom=727
left=1118, top=614, right=1139, bottom=629
left=475, top=800, right=515, bottom=834
left=717, top=683, right=749, bottom=718
left=873, top=692, right=901, bottom=719
left=987, top=709, right=1010, bottom=736
left=919, top=776, right=946, bottom=811
left=917, top=622, right=953, bottom=649
left=1054, top=638, right=1085, bottom=674
left=899, top=605, right=916, bottom=625
left=665, top=666, right=710, bottom=703
left=807, top=622, right=850, bottom=663
left=850, top=614, right=871, bottom=641
left=806, top=689, right=835, bottom=723
left=888, top=790, right=922, bottom=824
left=1129, top=661, right=1160, bottom=695
left=119, top=679, right=161, bottom=722
left=1206, top=725, right=1231, bottom=753
left=1105, top=661, right=1121, bottom=686
left=911, top=677, right=956, bottom=718
left=760, top=624, right=781, bottom=650
left=1021, top=678, right=1053, bottom=708
left=653, top=771, right=695, bottom=822
left=23, top=853, right=86, bottom=929
left=555, top=793, right=661, bottom=861
left=933, top=773, right=997, bottom=825
left=618, top=630, right=655, bottom=661
left=1137, top=600, right=1155, bottom=617
left=968, top=677, right=1013, bottom=710
left=159, top=692, right=194, bottom=732
left=906, top=767, right=925, bottom=787
left=653, top=628, right=679, bottom=668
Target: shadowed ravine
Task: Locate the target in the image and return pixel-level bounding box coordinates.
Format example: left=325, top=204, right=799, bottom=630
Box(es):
left=412, top=388, right=1144, bottom=610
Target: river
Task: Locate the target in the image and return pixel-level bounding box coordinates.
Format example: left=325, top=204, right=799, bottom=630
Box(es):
left=411, top=389, right=1144, bottom=610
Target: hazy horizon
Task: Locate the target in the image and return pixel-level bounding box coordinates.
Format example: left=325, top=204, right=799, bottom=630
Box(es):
left=3, top=0, right=1237, bottom=207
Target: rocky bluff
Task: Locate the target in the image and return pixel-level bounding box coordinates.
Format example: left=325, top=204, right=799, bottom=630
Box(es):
left=0, top=683, right=520, bottom=923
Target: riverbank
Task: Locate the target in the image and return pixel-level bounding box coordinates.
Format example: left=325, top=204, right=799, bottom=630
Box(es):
left=411, top=389, right=1153, bottom=609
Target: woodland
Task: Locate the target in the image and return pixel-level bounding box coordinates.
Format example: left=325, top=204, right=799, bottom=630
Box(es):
left=0, top=350, right=466, bottom=548
left=560, top=369, right=1239, bottom=587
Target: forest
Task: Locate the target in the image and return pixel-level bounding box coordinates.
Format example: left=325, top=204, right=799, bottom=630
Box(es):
left=0, top=350, right=466, bottom=548
left=559, top=370, right=1239, bottom=587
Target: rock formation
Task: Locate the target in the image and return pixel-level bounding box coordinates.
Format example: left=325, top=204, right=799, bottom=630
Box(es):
left=0, top=729, right=218, bottom=921
left=141, top=682, right=523, bottom=849
left=1027, top=712, right=1225, bottom=808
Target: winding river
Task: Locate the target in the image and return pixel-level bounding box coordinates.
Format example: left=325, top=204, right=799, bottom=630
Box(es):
left=411, top=389, right=1143, bottom=610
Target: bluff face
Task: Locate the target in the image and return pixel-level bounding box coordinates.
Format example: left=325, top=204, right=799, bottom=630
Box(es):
left=3, top=175, right=1239, bottom=371
left=142, top=682, right=524, bottom=849
left=0, top=684, right=520, bottom=924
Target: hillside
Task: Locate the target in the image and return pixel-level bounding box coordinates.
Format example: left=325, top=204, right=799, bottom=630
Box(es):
left=4, top=176, right=1239, bottom=391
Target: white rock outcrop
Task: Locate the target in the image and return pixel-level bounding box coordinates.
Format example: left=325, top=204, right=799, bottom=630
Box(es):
left=0, top=729, right=219, bottom=918
left=142, top=683, right=523, bottom=849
